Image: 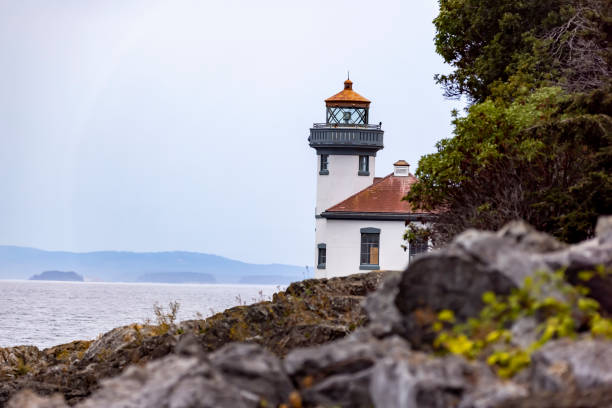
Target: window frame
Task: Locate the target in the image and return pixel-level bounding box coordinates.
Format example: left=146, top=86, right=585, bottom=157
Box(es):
left=317, top=243, right=326, bottom=269
left=359, top=227, right=380, bottom=270
left=358, top=155, right=370, bottom=176
left=409, top=237, right=429, bottom=262
left=319, top=154, right=329, bottom=175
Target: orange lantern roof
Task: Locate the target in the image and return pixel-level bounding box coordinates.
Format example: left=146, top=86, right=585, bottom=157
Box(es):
left=325, top=79, right=371, bottom=108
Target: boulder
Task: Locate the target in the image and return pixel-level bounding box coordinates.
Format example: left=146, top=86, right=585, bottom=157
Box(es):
left=6, top=390, right=68, bottom=408
left=285, top=331, right=410, bottom=407
left=77, top=355, right=258, bottom=408
left=495, top=338, right=612, bottom=408
left=373, top=219, right=612, bottom=348
left=75, top=342, right=293, bottom=408
left=209, top=343, right=294, bottom=407
left=526, top=338, right=612, bottom=392
left=370, top=352, right=527, bottom=408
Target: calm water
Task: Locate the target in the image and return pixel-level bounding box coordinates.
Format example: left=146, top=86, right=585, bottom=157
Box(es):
left=0, top=280, right=281, bottom=349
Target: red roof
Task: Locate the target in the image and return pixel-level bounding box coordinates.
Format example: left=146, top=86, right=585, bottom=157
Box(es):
left=326, top=173, right=426, bottom=214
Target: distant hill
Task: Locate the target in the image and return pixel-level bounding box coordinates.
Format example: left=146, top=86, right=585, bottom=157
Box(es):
left=29, top=271, right=84, bottom=282
left=136, top=272, right=215, bottom=284
left=0, top=246, right=309, bottom=284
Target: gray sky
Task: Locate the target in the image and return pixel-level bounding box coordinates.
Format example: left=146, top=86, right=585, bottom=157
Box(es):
left=0, top=0, right=462, bottom=266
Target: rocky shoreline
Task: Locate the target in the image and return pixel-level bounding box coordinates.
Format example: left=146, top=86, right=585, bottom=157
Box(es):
left=2, top=218, right=612, bottom=407
left=0, top=272, right=386, bottom=406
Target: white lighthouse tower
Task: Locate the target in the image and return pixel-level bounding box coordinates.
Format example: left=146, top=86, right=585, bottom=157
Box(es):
left=309, top=79, right=385, bottom=277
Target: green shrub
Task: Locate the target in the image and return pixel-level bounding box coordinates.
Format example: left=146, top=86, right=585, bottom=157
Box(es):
left=433, top=267, right=612, bottom=377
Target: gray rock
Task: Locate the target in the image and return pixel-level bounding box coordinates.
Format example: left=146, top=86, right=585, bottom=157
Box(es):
left=387, top=218, right=612, bottom=349
left=174, top=333, right=206, bottom=358
left=302, top=369, right=374, bottom=408
left=209, top=343, right=294, bottom=407
left=369, top=349, right=526, bottom=408
left=285, top=330, right=407, bottom=379
left=285, top=332, right=411, bottom=407
left=362, top=271, right=403, bottom=337
left=510, top=317, right=540, bottom=350
left=595, top=215, right=612, bottom=239
left=497, top=220, right=567, bottom=253
left=6, top=390, right=68, bottom=408
left=527, top=338, right=612, bottom=392
left=56, top=342, right=294, bottom=408
left=394, top=249, right=516, bottom=347
left=76, top=355, right=258, bottom=408
left=496, top=338, right=612, bottom=408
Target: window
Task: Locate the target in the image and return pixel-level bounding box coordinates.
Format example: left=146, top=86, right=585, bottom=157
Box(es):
left=409, top=237, right=429, bottom=262
left=320, top=154, right=329, bottom=175
left=358, top=155, right=369, bottom=176
left=317, top=244, right=326, bottom=269
left=326, top=107, right=368, bottom=125
left=360, top=228, right=380, bottom=269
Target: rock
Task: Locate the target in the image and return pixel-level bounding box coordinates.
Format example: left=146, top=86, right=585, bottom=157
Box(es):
left=0, top=346, right=44, bottom=379
left=76, top=355, right=258, bottom=408
left=2, top=272, right=387, bottom=406
left=370, top=353, right=527, bottom=408
left=362, top=271, right=403, bottom=337
left=496, top=221, right=567, bottom=253
left=80, top=324, right=161, bottom=363
left=174, top=333, right=206, bottom=358
left=509, top=317, right=540, bottom=350
left=526, top=338, right=612, bottom=392
left=595, top=215, right=612, bottom=238
left=71, top=343, right=291, bottom=408
left=209, top=343, right=294, bottom=407
left=6, top=389, right=68, bottom=408
left=186, top=272, right=388, bottom=357
left=383, top=218, right=612, bottom=348
left=393, top=249, right=516, bottom=347
left=5, top=219, right=612, bottom=408
left=495, top=338, right=612, bottom=408
left=285, top=332, right=411, bottom=407
left=286, top=329, right=527, bottom=408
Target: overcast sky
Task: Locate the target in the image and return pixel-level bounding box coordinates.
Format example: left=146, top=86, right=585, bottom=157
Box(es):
left=0, top=0, right=462, bottom=266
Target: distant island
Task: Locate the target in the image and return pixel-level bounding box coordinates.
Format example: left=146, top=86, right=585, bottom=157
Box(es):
left=29, top=271, right=84, bottom=282
left=136, top=272, right=216, bottom=284
left=0, top=246, right=310, bottom=284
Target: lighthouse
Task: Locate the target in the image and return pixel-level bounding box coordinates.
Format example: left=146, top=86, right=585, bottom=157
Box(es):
left=309, top=78, right=431, bottom=278
left=309, top=78, right=384, bottom=216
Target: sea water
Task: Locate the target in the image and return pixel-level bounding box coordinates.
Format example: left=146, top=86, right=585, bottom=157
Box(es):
left=0, top=280, right=281, bottom=349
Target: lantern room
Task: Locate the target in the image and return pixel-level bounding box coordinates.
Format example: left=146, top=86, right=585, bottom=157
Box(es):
left=324, top=79, right=371, bottom=126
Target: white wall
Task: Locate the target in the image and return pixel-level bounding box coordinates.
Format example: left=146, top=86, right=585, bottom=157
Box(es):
left=315, top=219, right=407, bottom=278
left=315, top=154, right=375, bottom=215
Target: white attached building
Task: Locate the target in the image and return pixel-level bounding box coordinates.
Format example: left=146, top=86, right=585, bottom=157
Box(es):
left=309, top=79, right=432, bottom=278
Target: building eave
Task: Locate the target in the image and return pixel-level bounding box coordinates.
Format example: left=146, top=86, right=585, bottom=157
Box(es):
left=320, top=211, right=435, bottom=221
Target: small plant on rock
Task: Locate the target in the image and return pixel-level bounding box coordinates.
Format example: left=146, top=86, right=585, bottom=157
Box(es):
left=14, top=357, right=30, bottom=376
left=152, top=301, right=180, bottom=336
left=433, top=267, right=612, bottom=378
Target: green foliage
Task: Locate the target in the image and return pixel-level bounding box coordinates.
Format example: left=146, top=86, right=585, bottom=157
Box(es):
left=434, top=0, right=611, bottom=102
left=417, top=0, right=612, bottom=244
left=433, top=268, right=612, bottom=378
left=406, top=86, right=612, bottom=244
left=402, top=224, right=433, bottom=250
